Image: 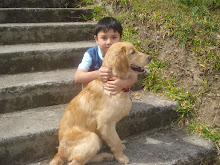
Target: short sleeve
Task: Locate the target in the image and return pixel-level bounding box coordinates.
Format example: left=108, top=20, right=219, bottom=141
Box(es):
left=78, top=52, right=92, bottom=71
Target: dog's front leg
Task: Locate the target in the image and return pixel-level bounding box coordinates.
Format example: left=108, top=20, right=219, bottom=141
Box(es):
left=98, top=123, right=130, bottom=164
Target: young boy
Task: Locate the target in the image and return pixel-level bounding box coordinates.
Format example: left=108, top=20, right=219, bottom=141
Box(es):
left=74, top=17, right=138, bottom=95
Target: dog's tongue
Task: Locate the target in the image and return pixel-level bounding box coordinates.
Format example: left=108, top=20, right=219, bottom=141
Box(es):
left=138, top=66, right=150, bottom=73
left=140, top=67, right=146, bottom=73
left=141, top=67, right=150, bottom=74
left=131, top=64, right=149, bottom=73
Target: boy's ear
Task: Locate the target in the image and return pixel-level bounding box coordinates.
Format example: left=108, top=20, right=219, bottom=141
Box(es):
left=120, top=36, right=122, bottom=41
left=94, top=35, right=98, bottom=42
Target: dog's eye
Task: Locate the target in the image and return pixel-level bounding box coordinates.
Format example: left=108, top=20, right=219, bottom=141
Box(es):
left=131, top=50, right=135, bottom=54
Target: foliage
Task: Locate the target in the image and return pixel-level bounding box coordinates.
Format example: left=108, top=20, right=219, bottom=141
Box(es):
left=179, top=0, right=219, bottom=10
left=144, top=56, right=197, bottom=120
left=88, top=0, right=220, bottom=156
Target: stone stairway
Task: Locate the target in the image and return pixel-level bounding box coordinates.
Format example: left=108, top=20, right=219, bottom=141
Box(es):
left=0, top=0, right=217, bottom=165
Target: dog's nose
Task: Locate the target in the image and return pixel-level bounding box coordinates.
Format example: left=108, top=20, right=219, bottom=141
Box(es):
left=148, top=56, right=152, bottom=61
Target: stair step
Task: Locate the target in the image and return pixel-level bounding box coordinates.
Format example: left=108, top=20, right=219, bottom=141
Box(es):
left=92, top=128, right=217, bottom=165
left=0, top=22, right=96, bottom=45
left=0, top=104, right=66, bottom=165
left=0, top=68, right=81, bottom=113
left=0, top=0, right=78, bottom=8
left=0, top=92, right=178, bottom=164
left=29, top=128, right=216, bottom=165
left=0, top=41, right=96, bottom=74
left=0, top=8, right=93, bottom=23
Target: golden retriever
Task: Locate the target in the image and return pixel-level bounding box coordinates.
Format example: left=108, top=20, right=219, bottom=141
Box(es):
left=50, top=42, right=152, bottom=165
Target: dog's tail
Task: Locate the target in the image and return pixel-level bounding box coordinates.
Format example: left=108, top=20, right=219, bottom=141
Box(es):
left=49, top=153, right=63, bottom=165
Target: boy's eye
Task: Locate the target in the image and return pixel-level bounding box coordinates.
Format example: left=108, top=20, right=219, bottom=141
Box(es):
left=112, top=36, right=119, bottom=39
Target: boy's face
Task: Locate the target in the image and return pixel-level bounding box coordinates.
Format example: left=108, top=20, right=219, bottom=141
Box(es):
left=94, top=29, right=122, bottom=57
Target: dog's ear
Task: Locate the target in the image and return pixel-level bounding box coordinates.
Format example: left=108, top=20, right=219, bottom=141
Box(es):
left=111, top=46, right=129, bottom=78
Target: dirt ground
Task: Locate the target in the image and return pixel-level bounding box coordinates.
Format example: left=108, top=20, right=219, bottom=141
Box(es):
left=138, top=25, right=220, bottom=128
left=101, top=0, right=219, bottom=133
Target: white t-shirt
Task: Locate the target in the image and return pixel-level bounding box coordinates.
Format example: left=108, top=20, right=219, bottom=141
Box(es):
left=78, top=46, right=104, bottom=71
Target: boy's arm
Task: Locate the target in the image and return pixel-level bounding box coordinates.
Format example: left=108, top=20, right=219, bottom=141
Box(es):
left=104, top=72, right=138, bottom=95
left=74, top=67, right=112, bottom=84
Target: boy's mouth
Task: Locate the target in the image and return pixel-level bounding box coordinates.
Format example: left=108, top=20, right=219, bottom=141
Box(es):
left=131, top=64, right=148, bottom=73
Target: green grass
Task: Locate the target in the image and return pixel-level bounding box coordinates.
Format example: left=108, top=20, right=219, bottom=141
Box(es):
left=144, top=58, right=197, bottom=121
left=80, top=0, right=220, bottom=158
left=92, top=0, right=219, bottom=73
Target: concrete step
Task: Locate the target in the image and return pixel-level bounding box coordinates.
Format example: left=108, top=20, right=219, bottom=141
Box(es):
left=0, top=41, right=96, bottom=74
left=91, top=128, right=217, bottom=165
left=0, top=22, right=96, bottom=45
left=0, top=8, right=93, bottom=23
left=29, top=127, right=217, bottom=165
left=0, top=0, right=78, bottom=8
left=0, top=68, right=81, bottom=114
left=0, top=92, right=178, bottom=164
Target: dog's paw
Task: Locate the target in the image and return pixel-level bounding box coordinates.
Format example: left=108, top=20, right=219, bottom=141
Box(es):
left=116, top=154, right=130, bottom=164
left=102, top=153, right=114, bottom=162
left=122, top=144, right=126, bottom=150
left=121, top=140, right=127, bottom=144
left=69, top=161, right=80, bottom=165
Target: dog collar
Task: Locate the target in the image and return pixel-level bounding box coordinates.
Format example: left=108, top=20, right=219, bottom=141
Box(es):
left=122, top=88, right=130, bottom=92
left=107, top=79, right=130, bottom=92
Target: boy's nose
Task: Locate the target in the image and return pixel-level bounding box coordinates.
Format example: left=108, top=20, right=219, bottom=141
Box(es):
left=107, top=39, right=112, bottom=44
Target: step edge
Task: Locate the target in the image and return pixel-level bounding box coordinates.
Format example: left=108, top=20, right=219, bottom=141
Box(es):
left=0, top=94, right=178, bottom=142
left=0, top=41, right=96, bottom=54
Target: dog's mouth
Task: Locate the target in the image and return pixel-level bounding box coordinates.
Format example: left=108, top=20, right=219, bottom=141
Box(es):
left=131, top=64, right=148, bottom=73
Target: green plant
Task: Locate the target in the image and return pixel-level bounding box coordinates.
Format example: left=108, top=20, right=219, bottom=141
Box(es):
left=92, top=6, right=108, bottom=20
left=143, top=67, right=196, bottom=121
left=91, top=0, right=220, bottom=155
left=179, top=0, right=220, bottom=10
left=188, top=118, right=220, bottom=148
left=77, top=0, right=94, bottom=7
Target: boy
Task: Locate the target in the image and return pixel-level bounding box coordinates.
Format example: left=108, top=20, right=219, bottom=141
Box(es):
left=74, top=17, right=138, bottom=95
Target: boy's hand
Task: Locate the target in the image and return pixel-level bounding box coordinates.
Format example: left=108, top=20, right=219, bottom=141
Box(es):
left=103, top=72, right=138, bottom=95
left=97, top=67, right=112, bottom=82
left=104, top=77, right=125, bottom=95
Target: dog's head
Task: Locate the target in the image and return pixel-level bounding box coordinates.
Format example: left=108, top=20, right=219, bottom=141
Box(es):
left=102, top=42, right=152, bottom=78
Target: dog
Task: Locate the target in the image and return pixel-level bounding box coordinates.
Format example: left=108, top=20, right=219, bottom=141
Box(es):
left=50, top=42, right=152, bottom=165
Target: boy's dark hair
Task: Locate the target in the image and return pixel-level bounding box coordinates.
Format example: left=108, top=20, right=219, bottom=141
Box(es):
left=95, top=17, right=123, bottom=37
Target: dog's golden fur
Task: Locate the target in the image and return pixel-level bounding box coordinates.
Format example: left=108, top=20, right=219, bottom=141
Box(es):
left=50, top=42, right=151, bottom=165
